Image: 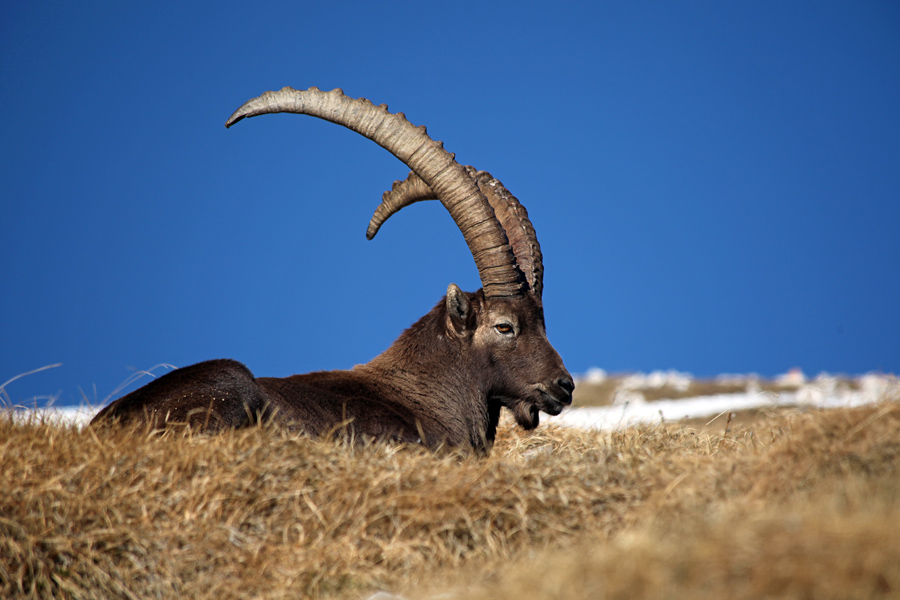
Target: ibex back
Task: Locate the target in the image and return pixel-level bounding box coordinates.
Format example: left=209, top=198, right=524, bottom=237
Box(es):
left=91, top=87, right=573, bottom=453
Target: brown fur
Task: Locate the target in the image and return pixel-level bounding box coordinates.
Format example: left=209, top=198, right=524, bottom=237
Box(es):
left=92, top=288, right=573, bottom=452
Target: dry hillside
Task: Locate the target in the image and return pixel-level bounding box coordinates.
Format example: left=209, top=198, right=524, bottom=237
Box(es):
left=2, top=395, right=898, bottom=599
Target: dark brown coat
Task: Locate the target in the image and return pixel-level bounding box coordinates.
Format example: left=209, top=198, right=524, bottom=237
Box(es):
left=92, top=289, right=572, bottom=452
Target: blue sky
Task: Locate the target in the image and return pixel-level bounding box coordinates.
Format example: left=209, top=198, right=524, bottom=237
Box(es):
left=2, top=1, right=898, bottom=407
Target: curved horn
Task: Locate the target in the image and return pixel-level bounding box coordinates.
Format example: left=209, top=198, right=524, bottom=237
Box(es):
left=473, top=169, right=544, bottom=298
left=366, top=169, right=437, bottom=241
left=368, top=167, right=544, bottom=297
left=226, top=87, right=525, bottom=298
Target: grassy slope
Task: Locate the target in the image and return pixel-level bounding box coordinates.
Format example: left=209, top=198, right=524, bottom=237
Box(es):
left=2, top=398, right=898, bottom=599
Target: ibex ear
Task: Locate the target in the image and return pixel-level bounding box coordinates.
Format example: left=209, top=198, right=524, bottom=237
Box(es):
left=446, top=283, right=470, bottom=334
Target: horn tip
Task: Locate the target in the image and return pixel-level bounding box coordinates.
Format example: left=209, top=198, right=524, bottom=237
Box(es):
left=225, top=110, right=244, bottom=128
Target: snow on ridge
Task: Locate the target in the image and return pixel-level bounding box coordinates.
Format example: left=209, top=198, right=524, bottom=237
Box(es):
left=562, top=369, right=899, bottom=431
left=554, top=388, right=876, bottom=431
left=7, top=405, right=98, bottom=429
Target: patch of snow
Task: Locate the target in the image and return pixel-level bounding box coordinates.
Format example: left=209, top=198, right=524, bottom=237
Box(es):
left=7, top=405, right=98, bottom=428
left=612, top=389, right=646, bottom=406
left=582, top=369, right=694, bottom=393
left=582, top=367, right=608, bottom=384
left=860, top=373, right=895, bottom=397
left=554, top=374, right=898, bottom=431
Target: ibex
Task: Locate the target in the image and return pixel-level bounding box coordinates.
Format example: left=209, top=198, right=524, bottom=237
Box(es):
left=91, top=87, right=574, bottom=452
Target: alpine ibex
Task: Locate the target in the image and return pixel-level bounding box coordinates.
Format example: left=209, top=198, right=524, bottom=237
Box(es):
left=91, top=87, right=574, bottom=452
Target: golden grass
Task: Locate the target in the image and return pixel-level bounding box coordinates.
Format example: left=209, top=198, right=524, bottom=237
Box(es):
left=2, top=398, right=899, bottom=599
left=441, top=401, right=900, bottom=600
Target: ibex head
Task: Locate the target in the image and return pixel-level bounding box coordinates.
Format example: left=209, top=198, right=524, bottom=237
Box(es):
left=368, top=161, right=572, bottom=429
left=444, top=284, right=572, bottom=429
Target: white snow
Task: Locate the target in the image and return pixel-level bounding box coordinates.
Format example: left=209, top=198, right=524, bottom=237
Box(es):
left=558, top=370, right=898, bottom=431
left=8, top=405, right=99, bottom=428
left=554, top=388, right=880, bottom=431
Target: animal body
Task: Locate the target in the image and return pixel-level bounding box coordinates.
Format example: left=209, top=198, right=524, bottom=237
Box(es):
left=91, top=87, right=573, bottom=452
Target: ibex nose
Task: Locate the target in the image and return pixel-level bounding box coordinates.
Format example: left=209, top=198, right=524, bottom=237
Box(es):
left=557, top=375, right=575, bottom=405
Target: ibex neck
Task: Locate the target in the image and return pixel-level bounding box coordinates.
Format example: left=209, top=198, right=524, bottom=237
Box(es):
left=357, top=308, right=496, bottom=450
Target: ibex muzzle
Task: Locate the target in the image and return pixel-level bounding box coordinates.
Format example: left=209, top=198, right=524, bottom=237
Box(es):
left=91, top=87, right=573, bottom=453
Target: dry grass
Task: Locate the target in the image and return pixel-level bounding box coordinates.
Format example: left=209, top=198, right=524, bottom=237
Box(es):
left=443, top=400, right=900, bottom=600
left=2, top=397, right=899, bottom=599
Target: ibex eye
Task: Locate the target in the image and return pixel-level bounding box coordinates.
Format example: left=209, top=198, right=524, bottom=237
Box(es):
left=495, top=324, right=514, bottom=334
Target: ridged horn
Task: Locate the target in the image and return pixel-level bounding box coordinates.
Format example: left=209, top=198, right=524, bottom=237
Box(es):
left=226, top=87, right=526, bottom=298
left=473, top=169, right=544, bottom=298
left=366, top=169, right=437, bottom=241
left=368, top=167, right=544, bottom=297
